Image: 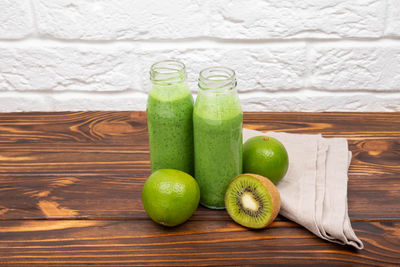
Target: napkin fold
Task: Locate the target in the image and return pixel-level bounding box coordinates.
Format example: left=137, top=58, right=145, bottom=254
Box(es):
left=243, top=128, right=364, bottom=249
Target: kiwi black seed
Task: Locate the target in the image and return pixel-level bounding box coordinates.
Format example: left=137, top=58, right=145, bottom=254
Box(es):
left=224, top=173, right=281, bottom=229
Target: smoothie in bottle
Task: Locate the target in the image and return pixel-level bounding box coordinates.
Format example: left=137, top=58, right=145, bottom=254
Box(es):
left=147, top=60, right=194, bottom=175
left=193, top=67, right=243, bottom=209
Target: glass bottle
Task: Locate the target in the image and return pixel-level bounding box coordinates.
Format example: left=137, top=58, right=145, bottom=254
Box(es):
left=193, top=66, right=243, bottom=209
left=147, top=60, right=194, bottom=175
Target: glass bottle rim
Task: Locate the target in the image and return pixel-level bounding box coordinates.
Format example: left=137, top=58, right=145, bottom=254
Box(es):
left=150, top=59, right=187, bottom=84
left=198, top=66, right=237, bottom=94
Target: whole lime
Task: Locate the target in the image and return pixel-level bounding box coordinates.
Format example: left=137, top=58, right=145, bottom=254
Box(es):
left=243, top=136, right=289, bottom=184
left=142, top=169, right=200, bottom=227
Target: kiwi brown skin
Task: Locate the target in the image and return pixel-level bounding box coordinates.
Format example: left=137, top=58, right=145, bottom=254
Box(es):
left=225, top=173, right=281, bottom=229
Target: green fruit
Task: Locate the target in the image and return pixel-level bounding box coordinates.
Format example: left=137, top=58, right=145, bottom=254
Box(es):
left=225, top=173, right=281, bottom=229
left=243, top=136, right=289, bottom=184
left=142, top=169, right=200, bottom=227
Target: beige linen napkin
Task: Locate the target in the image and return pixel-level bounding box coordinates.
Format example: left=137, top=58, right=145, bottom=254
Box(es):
left=243, top=128, right=364, bottom=249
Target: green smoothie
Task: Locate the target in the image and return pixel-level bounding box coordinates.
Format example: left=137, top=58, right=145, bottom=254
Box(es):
left=147, top=62, right=194, bottom=175
left=193, top=75, right=243, bottom=209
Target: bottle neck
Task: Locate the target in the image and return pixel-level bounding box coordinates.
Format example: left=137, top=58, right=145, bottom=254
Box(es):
left=198, top=66, right=237, bottom=94
left=150, top=60, right=187, bottom=86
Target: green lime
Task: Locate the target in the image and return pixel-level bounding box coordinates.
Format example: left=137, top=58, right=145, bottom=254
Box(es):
left=243, top=136, right=289, bottom=184
left=142, top=169, right=200, bottom=227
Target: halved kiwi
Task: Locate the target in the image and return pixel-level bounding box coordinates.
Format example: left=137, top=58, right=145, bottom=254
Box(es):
left=224, top=173, right=281, bottom=229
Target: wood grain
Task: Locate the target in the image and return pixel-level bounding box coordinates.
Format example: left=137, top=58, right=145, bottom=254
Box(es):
left=0, top=112, right=398, bottom=220
left=0, top=111, right=399, bottom=265
left=0, top=112, right=147, bottom=145
left=244, top=112, right=400, bottom=139
left=0, top=172, right=398, bottom=221
left=0, top=139, right=398, bottom=174
left=0, top=220, right=399, bottom=266
left=0, top=112, right=398, bottom=147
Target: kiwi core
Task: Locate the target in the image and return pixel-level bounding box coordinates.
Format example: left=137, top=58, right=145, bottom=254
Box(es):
left=241, top=192, right=259, bottom=211
left=236, top=186, right=264, bottom=217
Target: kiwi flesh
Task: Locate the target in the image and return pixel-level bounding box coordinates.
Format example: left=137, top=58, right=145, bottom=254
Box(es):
left=224, top=173, right=281, bottom=229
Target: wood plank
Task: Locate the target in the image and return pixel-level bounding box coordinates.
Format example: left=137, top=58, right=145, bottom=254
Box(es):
left=0, top=150, right=150, bottom=174
left=0, top=139, right=398, bottom=175
left=0, top=111, right=147, bottom=145
left=0, top=171, right=398, bottom=220
left=0, top=220, right=398, bottom=266
left=244, top=112, right=400, bottom=139
left=0, top=172, right=249, bottom=220
left=0, top=112, right=399, bottom=148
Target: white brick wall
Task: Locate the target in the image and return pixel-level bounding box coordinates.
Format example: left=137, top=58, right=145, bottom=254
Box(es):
left=0, top=0, right=33, bottom=39
left=0, top=0, right=399, bottom=112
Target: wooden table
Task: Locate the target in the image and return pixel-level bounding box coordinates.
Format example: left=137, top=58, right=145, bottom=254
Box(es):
left=0, top=112, right=399, bottom=266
